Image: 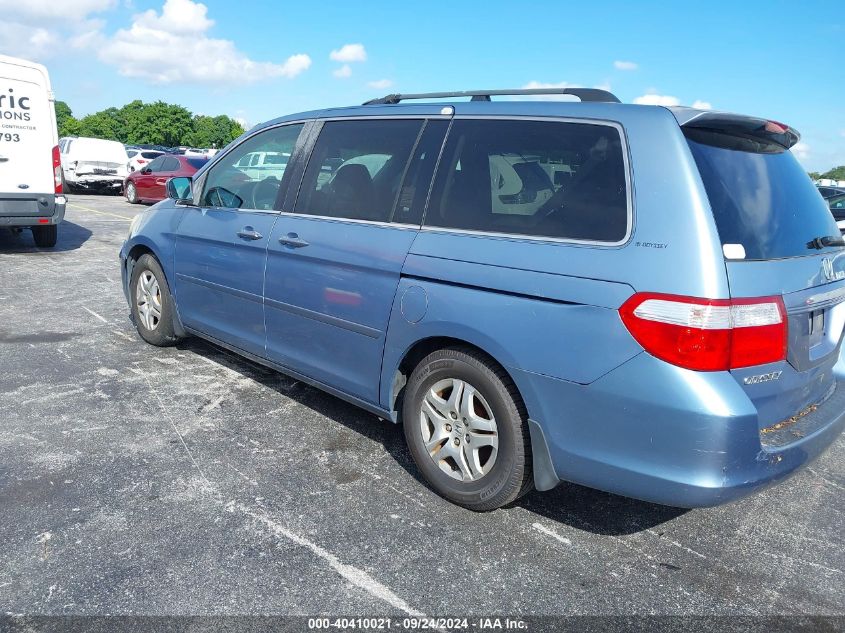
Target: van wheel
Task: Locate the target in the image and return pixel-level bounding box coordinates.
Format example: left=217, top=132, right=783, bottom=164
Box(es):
left=32, top=224, right=58, bottom=248
left=126, top=182, right=139, bottom=204
left=403, top=347, right=533, bottom=511
left=129, top=254, right=179, bottom=347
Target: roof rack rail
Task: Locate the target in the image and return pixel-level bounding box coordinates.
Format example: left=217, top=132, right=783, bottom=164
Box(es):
left=362, top=88, right=621, bottom=106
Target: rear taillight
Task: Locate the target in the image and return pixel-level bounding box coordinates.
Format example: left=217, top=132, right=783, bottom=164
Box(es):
left=619, top=293, right=787, bottom=371
left=52, top=145, right=62, bottom=194
left=137, top=159, right=147, bottom=164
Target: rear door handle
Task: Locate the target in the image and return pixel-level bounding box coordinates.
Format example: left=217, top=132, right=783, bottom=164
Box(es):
left=279, top=233, right=309, bottom=248
left=237, top=227, right=263, bottom=240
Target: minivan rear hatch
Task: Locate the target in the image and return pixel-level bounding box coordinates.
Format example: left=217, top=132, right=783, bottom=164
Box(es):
left=678, top=109, right=845, bottom=438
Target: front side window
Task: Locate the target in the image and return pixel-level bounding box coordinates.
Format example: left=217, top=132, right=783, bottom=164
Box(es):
left=425, top=119, right=629, bottom=242
left=294, top=119, right=423, bottom=222
left=201, top=123, right=304, bottom=210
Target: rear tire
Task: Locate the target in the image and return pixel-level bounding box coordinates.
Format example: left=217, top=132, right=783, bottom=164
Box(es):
left=32, top=224, right=58, bottom=248
left=129, top=254, right=180, bottom=347
left=403, top=347, right=533, bottom=511
left=126, top=182, right=139, bottom=204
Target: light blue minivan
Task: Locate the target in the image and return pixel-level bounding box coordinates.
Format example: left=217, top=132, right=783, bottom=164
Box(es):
left=120, top=88, right=845, bottom=511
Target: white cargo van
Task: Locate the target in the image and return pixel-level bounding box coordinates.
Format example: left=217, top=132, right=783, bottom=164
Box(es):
left=0, top=55, right=64, bottom=247
left=59, top=136, right=128, bottom=193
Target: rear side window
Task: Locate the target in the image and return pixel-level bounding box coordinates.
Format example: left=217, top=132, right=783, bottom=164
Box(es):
left=295, top=119, right=423, bottom=222
left=687, top=131, right=841, bottom=259
left=147, top=156, right=165, bottom=172
left=425, top=119, right=629, bottom=242
left=186, top=158, right=207, bottom=169
left=161, top=157, right=181, bottom=171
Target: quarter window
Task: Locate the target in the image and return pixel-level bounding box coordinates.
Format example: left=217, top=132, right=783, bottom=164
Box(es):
left=425, top=119, right=629, bottom=242
left=294, top=119, right=423, bottom=222
left=201, top=123, right=304, bottom=210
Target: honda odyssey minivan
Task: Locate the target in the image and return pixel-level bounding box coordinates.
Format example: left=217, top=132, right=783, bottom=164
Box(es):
left=120, top=88, right=845, bottom=511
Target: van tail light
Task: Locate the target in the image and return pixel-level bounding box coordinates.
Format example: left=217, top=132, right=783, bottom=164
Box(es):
left=619, top=293, right=787, bottom=371
left=52, top=145, right=62, bottom=194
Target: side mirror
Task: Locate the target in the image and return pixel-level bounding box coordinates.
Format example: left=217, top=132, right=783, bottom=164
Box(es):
left=166, top=176, right=193, bottom=202
left=141, top=167, right=152, bottom=175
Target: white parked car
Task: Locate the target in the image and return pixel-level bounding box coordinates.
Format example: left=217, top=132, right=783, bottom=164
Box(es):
left=233, top=151, right=289, bottom=180
left=127, top=149, right=164, bottom=172
left=59, top=136, right=128, bottom=194
left=0, top=54, right=64, bottom=247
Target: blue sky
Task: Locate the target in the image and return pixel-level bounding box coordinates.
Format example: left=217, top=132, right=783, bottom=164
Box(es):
left=1, top=0, right=842, bottom=170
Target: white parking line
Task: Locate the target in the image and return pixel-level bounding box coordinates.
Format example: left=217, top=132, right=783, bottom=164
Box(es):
left=82, top=306, right=109, bottom=324
left=532, top=522, right=572, bottom=546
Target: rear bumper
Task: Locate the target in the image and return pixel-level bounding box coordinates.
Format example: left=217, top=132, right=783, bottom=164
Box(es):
left=0, top=194, right=66, bottom=226
left=515, top=351, right=845, bottom=508
left=68, top=176, right=123, bottom=191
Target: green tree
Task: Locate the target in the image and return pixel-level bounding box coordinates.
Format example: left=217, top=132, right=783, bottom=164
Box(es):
left=53, top=99, right=241, bottom=147
left=186, top=114, right=244, bottom=148
left=54, top=100, right=74, bottom=136
left=821, top=166, right=845, bottom=181
left=121, top=101, right=193, bottom=146
left=808, top=171, right=821, bottom=181
left=77, top=111, right=122, bottom=140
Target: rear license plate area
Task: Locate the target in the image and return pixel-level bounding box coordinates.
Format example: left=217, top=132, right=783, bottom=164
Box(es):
left=809, top=309, right=825, bottom=348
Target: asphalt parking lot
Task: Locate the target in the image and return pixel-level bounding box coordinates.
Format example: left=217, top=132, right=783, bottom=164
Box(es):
left=1, top=194, right=844, bottom=621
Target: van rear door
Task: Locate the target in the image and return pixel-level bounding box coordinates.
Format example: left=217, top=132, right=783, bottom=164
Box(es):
left=682, top=111, right=845, bottom=432
left=0, top=57, right=56, bottom=211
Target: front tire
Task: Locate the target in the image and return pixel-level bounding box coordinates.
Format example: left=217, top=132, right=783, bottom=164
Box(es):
left=32, top=224, right=58, bottom=248
left=403, top=347, right=533, bottom=511
left=126, top=182, right=139, bottom=204
left=129, top=254, right=179, bottom=346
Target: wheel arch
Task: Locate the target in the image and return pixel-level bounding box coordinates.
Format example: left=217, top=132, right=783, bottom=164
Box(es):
left=390, top=335, right=532, bottom=424
left=124, top=240, right=186, bottom=338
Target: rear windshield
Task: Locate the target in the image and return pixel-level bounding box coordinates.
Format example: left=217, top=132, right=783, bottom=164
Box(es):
left=687, top=130, right=840, bottom=260
left=141, top=151, right=163, bottom=159
left=187, top=158, right=208, bottom=169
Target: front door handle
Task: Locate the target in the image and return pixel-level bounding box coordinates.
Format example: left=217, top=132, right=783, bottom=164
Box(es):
left=237, top=227, right=263, bottom=240
left=279, top=233, right=309, bottom=248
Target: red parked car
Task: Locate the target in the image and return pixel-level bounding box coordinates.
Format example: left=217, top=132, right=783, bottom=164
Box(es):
left=124, top=155, right=208, bottom=204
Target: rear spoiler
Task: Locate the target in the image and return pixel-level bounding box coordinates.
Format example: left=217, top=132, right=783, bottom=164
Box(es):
left=669, top=107, right=800, bottom=150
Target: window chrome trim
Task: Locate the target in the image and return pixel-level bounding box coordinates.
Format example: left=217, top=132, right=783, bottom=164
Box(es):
left=274, top=210, right=420, bottom=231
left=425, top=114, right=635, bottom=249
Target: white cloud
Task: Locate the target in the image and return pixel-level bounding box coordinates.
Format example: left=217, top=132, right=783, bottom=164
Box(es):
left=613, top=60, right=638, bottom=71
left=329, top=43, right=367, bottom=63
left=94, top=0, right=311, bottom=84
left=633, top=93, right=681, bottom=106
left=333, top=64, right=352, bottom=79
left=133, top=0, right=213, bottom=34
left=367, top=79, right=393, bottom=89
left=0, top=0, right=113, bottom=59
left=691, top=100, right=713, bottom=110
left=792, top=142, right=810, bottom=161
left=0, top=0, right=115, bottom=21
